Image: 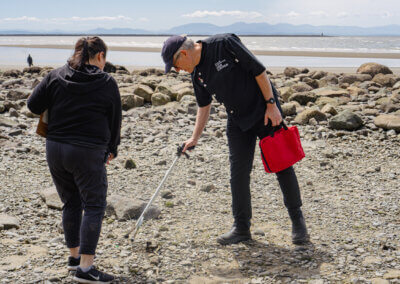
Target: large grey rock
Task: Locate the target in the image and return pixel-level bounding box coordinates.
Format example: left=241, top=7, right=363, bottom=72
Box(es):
left=372, top=74, right=400, bottom=87
left=321, top=104, right=338, bottom=115
left=374, top=114, right=400, bottom=131
left=302, top=77, right=319, bottom=89
left=294, top=108, right=327, bottom=124
left=3, top=69, right=22, bottom=78
left=6, top=88, right=31, bottom=101
left=151, top=92, right=171, bottom=106
left=134, top=84, right=154, bottom=102
left=288, top=92, right=317, bottom=105
left=278, top=87, right=294, bottom=102
left=121, top=94, right=144, bottom=111
left=20, top=105, right=39, bottom=118
left=329, top=110, right=363, bottom=130
left=180, top=95, right=197, bottom=105
left=357, top=62, right=393, bottom=77
left=176, top=87, right=194, bottom=101
left=312, top=87, right=350, bottom=98
left=281, top=102, right=297, bottom=116
left=23, top=66, right=42, bottom=74
left=8, top=108, right=19, bottom=118
left=347, top=86, right=367, bottom=97
left=340, top=74, right=372, bottom=84
left=2, top=78, right=23, bottom=87
left=0, top=214, right=19, bottom=230
left=318, top=74, right=339, bottom=87
left=139, top=76, right=162, bottom=90
left=40, top=187, right=63, bottom=210
left=292, top=82, right=313, bottom=93
left=311, top=71, right=327, bottom=80
left=106, top=195, right=161, bottom=221
left=393, top=81, right=400, bottom=89
left=155, top=83, right=175, bottom=99
left=284, top=67, right=301, bottom=77
left=0, top=117, right=18, bottom=128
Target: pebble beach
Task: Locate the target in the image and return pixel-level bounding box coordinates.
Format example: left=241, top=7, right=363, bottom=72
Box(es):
left=0, top=62, right=399, bottom=283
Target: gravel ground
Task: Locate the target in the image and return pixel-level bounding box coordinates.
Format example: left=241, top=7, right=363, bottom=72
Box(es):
left=0, top=65, right=399, bottom=283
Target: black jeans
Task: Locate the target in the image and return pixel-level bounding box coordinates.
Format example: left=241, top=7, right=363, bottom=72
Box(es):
left=46, top=140, right=108, bottom=255
left=227, top=118, right=303, bottom=231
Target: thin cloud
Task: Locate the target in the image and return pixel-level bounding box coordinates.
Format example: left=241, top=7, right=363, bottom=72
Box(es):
left=0, top=15, right=132, bottom=23
left=55, top=15, right=132, bottom=21
left=182, top=10, right=262, bottom=19
left=337, top=12, right=349, bottom=18
left=2, top=16, right=40, bottom=22
left=310, top=11, right=329, bottom=17
left=138, top=17, right=149, bottom=22
left=287, top=11, right=300, bottom=18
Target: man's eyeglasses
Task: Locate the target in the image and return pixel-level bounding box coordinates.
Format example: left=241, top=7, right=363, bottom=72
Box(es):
left=173, top=51, right=181, bottom=68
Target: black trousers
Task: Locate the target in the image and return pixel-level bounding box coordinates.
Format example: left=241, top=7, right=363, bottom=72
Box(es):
left=46, top=140, right=108, bottom=255
left=227, top=117, right=303, bottom=231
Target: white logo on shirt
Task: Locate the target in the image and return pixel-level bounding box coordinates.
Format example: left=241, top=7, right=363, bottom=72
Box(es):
left=215, top=59, right=229, bottom=72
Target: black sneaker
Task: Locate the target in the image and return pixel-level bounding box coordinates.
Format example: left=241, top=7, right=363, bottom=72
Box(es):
left=67, top=256, right=80, bottom=271
left=73, top=266, right=115, bottom=283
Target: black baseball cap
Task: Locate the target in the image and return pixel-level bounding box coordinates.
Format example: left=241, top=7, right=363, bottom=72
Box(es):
left=161, top=35, right=187, bottom=73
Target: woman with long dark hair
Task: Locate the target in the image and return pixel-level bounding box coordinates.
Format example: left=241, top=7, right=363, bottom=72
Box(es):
left=28, top=36, right=121, bottom=283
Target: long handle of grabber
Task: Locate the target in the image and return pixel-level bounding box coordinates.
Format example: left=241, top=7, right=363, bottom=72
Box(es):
left=129, top=155, right=180, bottom=240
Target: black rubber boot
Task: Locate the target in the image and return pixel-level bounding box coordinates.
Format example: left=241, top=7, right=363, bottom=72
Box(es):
left=217, top=226, right=251, bottom=245
left=289, top=208, right=310, bottom=245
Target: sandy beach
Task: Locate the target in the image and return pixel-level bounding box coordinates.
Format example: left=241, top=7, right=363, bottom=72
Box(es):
left=1, top=43, right=400, bottom=60
left=2, top=63, right=400, bottom=76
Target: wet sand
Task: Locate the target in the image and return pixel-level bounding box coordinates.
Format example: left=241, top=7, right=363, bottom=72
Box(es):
left=1, top=44, right=400, bottom=59
left=1, top=64, right=400, bottom=76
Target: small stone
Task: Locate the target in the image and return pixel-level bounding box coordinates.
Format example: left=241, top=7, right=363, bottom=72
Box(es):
left=8, top=108, right=19, bottom=118
left=161, top=191, right=174, bottom=199
left=215, top=130, right=223, bottom=138
left=384, top=270, right=400, bottom=279
left=106, top=195, right=161, bottom=221
left=40, top=187, right=63, bottom=210
left=8, top=129, right=22, bottom=137
left=370, top=279, right=389, bottom=284
left=0, top=214, right=20, bottom=230
left=199, top=184, right=215, bottom=193
left=155, top=160, right=167, bottom=166
left=125, top=159, right=137, bottom=169
left=151, top=92, right=171, bottom=106
left=329, top=110, right=363, bottom=131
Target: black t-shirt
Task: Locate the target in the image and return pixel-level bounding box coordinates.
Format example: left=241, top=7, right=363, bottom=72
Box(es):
left=191, top=33, right=281, bottom=131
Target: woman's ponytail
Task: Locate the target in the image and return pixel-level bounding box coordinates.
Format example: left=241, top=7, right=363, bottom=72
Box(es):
left=68, top=36, right=107, bottom=70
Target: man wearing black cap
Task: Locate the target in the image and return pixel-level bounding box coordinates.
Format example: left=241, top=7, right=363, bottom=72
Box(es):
left=161, top=34, right=309, bottom=245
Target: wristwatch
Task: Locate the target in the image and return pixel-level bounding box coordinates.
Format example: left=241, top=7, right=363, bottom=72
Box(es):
left=265, top=98, right=276, bottom=104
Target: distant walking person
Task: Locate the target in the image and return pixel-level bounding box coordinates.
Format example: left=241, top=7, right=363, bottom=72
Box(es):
left=27, top=54, right=33, bottom=67
left=27, top=36, right=121, bottom=283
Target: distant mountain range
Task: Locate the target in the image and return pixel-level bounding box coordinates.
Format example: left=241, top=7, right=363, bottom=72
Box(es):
left=1, top=22, right=400, bottom=36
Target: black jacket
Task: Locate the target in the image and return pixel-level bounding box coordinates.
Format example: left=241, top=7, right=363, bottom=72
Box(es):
left=28, top=64, right=121, bottom=157
left=192, top=33, right=281, bottom=131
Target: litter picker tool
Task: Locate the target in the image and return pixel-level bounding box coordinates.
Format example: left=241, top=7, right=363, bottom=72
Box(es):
left=124, top=144, right=194, bottom=241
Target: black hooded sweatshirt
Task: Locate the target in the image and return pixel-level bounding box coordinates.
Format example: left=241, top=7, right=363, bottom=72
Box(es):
left=28, top=64, right=121, bottom=158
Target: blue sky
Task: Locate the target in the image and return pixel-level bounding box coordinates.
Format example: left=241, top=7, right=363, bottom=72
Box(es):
left=0, top=0, right=399, bottom=31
